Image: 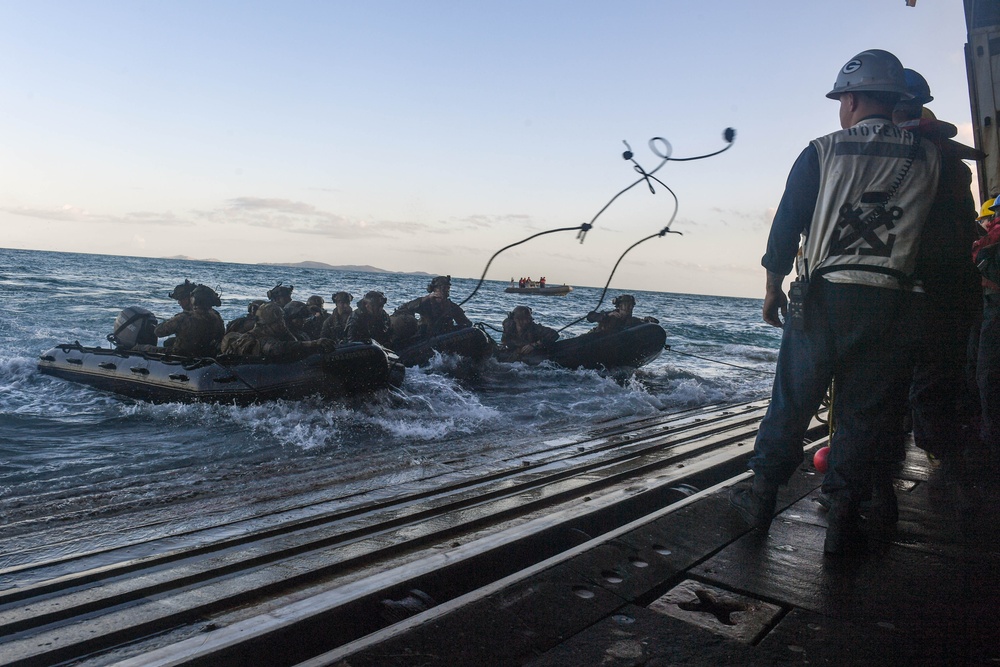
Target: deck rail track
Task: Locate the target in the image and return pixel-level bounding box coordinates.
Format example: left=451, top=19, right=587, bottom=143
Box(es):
left=0, top=401, right=789, bottom=667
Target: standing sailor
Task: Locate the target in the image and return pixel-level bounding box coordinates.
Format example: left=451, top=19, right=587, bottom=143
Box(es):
left=729, top=50, right=940, bottom=555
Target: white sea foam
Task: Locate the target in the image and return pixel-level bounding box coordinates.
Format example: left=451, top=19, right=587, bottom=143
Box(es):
left=2, top=248, right=783, bottom=541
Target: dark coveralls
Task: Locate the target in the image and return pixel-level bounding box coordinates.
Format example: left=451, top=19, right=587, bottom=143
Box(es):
left=750, top=124, right=936, bottom=504
left=974, top=222, right=1000, bottom=453
left=906, top=120, right=982, bottom=460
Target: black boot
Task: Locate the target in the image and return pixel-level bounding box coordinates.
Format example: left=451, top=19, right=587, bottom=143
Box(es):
left=863, top=471, right=898, bottom=528
left=729, top=475, right=778, bottom=531
left=824, top=496, right=864, bottom=555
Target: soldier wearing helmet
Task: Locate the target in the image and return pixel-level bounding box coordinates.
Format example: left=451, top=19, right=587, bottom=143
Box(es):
left=283, top=300, right=314, bottom=341
left=150, top=278, right=196, bottom=352
left=392, top=275, right=471, bottom=339
left=226, top=300, right=266, bottom=335
left=303, top=295, right=329, bottom=340
left=220, top=301, right=334, bottom=357
left=266, top=283, right=294, bottom=308
left=320, top=291, right=354, bottom=342
left=346, top=291, right=392, bottom=346
left=585, top=294, right=658, bottom=335
left=731, top=49, right=941, bottom=556
left=168, top=279, right=198, bottom=312
left=153, top=284, right=225, bottom=357
left=499, top=305, right=558, bottom=359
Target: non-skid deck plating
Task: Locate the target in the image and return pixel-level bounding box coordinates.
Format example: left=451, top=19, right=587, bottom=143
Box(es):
left=0, top=401, right=772, bottom=666
left=2, top=402, right=996, bottom=666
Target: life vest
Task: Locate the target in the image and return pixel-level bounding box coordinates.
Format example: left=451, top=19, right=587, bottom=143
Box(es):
left=801, top=118, right=940, bottom=290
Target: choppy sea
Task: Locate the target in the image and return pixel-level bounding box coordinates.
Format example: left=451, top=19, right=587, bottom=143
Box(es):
left=0, top=246, right=779, bottom=569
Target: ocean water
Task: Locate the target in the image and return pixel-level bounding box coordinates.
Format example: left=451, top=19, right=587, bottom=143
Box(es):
left=0, top=247, right=780, bottom=564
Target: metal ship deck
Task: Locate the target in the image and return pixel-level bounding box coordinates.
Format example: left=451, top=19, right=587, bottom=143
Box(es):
left=1, top=401, right=997, bottom=666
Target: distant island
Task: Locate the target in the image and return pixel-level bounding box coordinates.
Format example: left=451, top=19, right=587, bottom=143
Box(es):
left=262, top=261, right=432, bottom=275
left=162, top=256, right=432, bottom=276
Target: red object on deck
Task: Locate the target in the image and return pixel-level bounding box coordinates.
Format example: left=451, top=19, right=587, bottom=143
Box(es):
left=813, top=446, right=830, bottom=474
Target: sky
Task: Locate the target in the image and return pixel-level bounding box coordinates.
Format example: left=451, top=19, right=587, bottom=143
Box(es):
left=0, top=0, right=980, bottom=298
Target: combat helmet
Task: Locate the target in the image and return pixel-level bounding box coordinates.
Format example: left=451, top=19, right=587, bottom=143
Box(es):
left=168, top=279, right=197, bottom=301
left=306, top=295, right=325, bottom=309
left=363, top=290, right=387, bottom=307
left=191, top=284, right=221, bottom=308
left=826, top=49, right=911, bottom=101
left=255, top=301, right=285, bottom=326
left=267, top=282, right=294, bottom=302
left=283, top=300, right=312, bottom=322
left=332, top=291, right=353, bottom=304
left=612, top=294, right=636, bottom=307
left=509, top=305, right=533, bottom=320
left=427, top=275, right=451, bottom=293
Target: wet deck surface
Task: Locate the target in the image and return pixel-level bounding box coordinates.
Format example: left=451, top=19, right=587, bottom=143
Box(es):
left=5, top=408, right=998, bottom=666
left=332, top=443, right=1000, bottom=667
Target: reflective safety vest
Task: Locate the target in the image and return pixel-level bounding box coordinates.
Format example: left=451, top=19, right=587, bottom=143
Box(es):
left=800, top=118, right=940, bottom=290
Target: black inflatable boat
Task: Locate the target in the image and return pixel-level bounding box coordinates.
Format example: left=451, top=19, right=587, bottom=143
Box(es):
left=393, top=326, right=497, bottom=367
left=37, top=342, right=405, bottom=404
left=496, top=322, right=666, bottom=372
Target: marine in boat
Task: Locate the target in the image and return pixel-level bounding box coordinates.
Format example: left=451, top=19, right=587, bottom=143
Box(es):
left=495, top=295, right=665, bottom=372
left=389, top=275, right=497, bottom=366
left=38, top=304, right=404, bottom=404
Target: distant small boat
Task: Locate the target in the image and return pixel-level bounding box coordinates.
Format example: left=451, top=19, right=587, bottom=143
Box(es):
left=504, top=284, right=573, bottom=296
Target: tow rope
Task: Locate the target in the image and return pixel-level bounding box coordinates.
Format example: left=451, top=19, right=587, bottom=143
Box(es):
left=458, top=129, right=736, bottom=314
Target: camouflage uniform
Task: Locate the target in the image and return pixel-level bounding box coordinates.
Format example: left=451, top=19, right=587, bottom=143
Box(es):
left=320, top=308, right=353, bottom=341
left=585, top=295, right=654, bottom=335
left=154, top=287, right=226, bottom=357
left=347, top=292, right=392, bottom=346
left=221, top=302, right=330, bottom=358
left=226, top=300, right=265, bottom=335
left=501, top=316, right=558, bottom=352
left=303, top=296, right=329, bottom=340
left=394, top=296, right=470, bottom=337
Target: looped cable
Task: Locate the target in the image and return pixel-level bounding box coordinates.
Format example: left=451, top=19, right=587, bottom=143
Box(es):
left=458, top=129, right=736, bottom=311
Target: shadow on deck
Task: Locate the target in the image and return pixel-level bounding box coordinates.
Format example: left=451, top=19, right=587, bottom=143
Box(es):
left=332, top=442, right=1000, bottom=667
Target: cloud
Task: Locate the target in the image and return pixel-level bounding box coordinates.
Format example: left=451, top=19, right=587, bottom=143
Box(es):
left=1, top=204, right=192, bottom=226
left=450, top=213, right=536, bottom=231
left=192, top=197, right=432, bottom=239
left=1, top=198, right=547, bottom=243
left=659, top=257, right=759, bottom=277
left=709, top=206, right=773, bottom=230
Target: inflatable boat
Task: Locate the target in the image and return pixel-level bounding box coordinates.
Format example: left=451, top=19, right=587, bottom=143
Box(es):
left=37, top=342, right=405, bottom=404
left=496, top=322, right=666, bottom=372
left=504, top=284, right=573, bottom=296
left=393, top=326, right=497, bottom=367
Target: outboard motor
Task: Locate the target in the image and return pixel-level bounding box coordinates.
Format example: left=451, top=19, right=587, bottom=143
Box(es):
left=109, top=307, right=158, bottom=349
